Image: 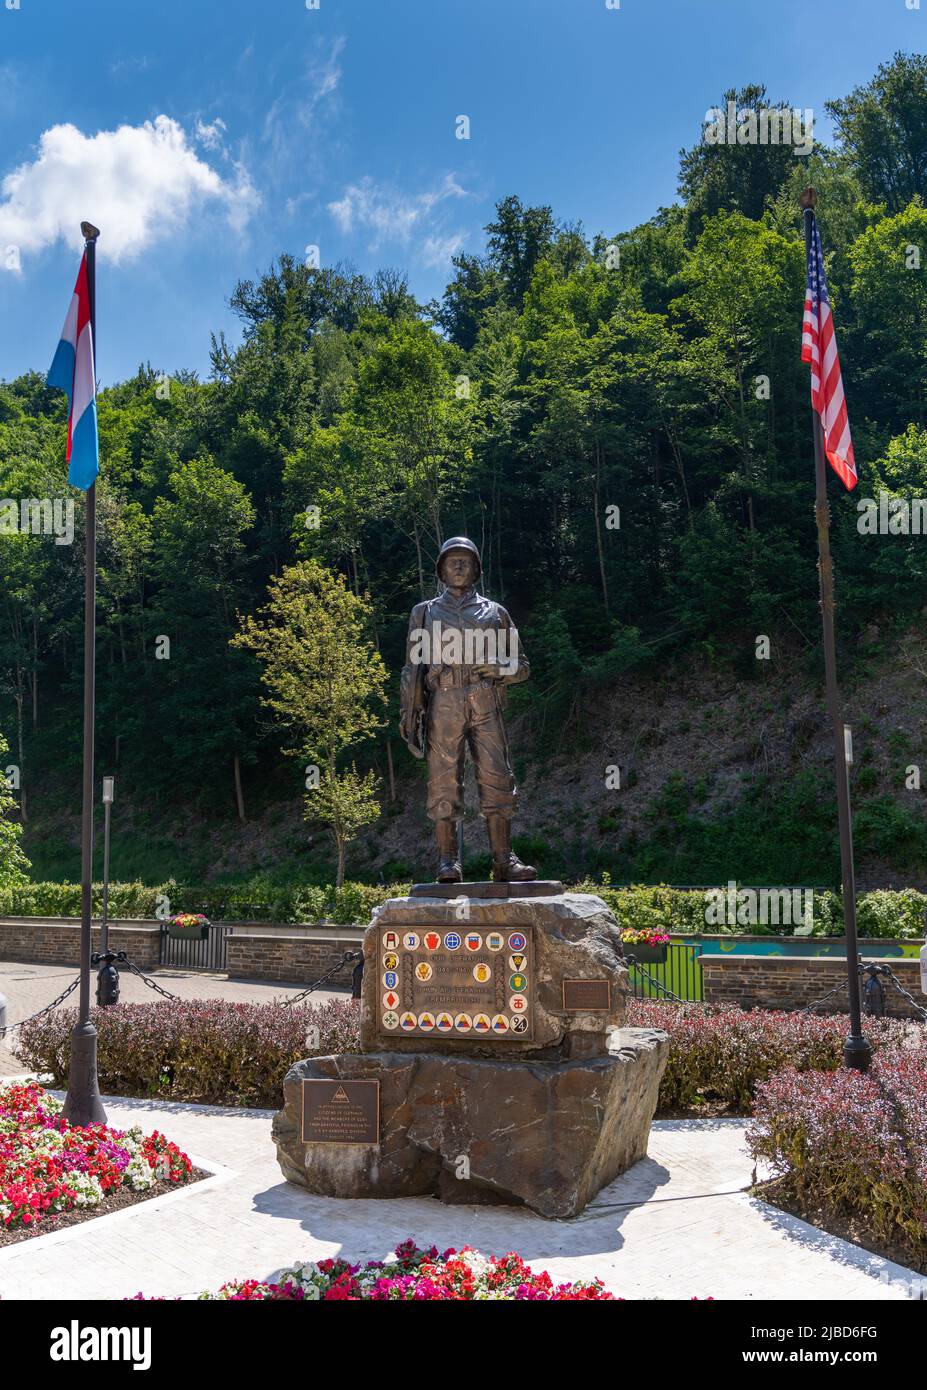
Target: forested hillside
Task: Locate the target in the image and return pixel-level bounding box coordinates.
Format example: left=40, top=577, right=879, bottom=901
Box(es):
left=3, top=54, right=927, bottom=890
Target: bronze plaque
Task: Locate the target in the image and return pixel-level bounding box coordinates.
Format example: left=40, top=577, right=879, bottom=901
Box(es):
left=377, top=925, right=534, bottom=1040
left=301, top=1080, right=380, bottom=1145
left=562, top=978, right=611, bottom=1012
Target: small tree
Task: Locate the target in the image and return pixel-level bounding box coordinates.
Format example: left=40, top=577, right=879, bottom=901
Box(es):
left=232, top=561, right=386, bottom=885
left=0, top=731, right=29, bottom=892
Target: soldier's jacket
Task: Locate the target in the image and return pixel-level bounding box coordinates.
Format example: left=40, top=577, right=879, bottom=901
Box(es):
left=399, top=585, right=529, bottom=743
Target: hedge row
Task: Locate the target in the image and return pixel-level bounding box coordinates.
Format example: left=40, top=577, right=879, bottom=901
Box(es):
left=14, top=996, right=913, bottom=1113
left=1, top=878, right=925, bottom=937
left=748, top=1053, right=927, bottom=1271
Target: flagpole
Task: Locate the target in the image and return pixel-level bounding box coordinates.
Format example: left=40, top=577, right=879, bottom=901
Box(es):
left=801, top=187, right=870, bottom=1072
left=62, top=221, right=106, bottom=1126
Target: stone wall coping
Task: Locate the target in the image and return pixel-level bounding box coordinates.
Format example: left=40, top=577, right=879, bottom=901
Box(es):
left=0, top=917, right=161, bottom=932
left=701, top=951, right=919, bottom=965
left=225, top=924, right=364, bottom=942
left=682, top=933, right=921, bottom=946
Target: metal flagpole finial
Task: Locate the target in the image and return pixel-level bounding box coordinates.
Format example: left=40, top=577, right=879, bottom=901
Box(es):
left=799, top=186, right=817, bottom=211
left=80, top=222, right=100, bottom=241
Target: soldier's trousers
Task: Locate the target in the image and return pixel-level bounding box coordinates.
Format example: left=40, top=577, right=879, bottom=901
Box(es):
left=425, top=683, right=517, bottom=822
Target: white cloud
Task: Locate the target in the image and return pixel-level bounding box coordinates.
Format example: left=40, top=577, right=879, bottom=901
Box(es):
left=0, top=115, right=258, bottom=271
left=195, top=117, right=227, bottom=152
left=328, top=174, right=469, bottom=252
left=262, top=37, right=345, bottom=173
left=423, top=232, right=467, bottom=267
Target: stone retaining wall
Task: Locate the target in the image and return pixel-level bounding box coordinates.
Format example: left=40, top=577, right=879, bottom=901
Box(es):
left=701, top=953, right=925, bottom=1019
left=225, top=924, right=364, bottom=985
left=0, top=918, right=161, bottom=969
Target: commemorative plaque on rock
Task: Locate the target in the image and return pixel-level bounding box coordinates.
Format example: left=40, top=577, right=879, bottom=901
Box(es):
left=377, top=923, right=534, bottom=1041
left=301, top=1079, right=380, bottom=1146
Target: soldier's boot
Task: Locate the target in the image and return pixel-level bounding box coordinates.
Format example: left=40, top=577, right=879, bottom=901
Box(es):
left=486, top=814, right=537, bottom=882
left=435, top=818, right=462, bottom=883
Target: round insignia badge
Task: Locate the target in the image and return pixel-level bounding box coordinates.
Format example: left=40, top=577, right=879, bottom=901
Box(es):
left=383, top=952, right=399, bottom=971
left=508, top=953, right=526, bottom=971
left=485, top=931, right=505, bottom=952
left=509, top=973, right=528, bottom=993
left=443, top=932, right=461, bottom=950
left=436, top=1012, right=454, bottom=1032
left=454, top=1013, right=473, bottom=1032
left=508, top=932, right=527, bottom=952
left=382, top=989, right=400, bottom=1010
left=383, top=970, right=399, bottom=989
left=418, top=1012, right=435, bottom=1031
left=491, top=1013, right=509, bottom=1033
left=472, top=962, right=492, bottom=984
left=415, top=961, right=433, bottom=982
left=510, top=1015, right=528, bottom=1033
left=509, top=993, right=528, bottom=1012
left=464, top=933, right=483, bottom=952
left=402, top=932, right=420, bottom=951
left=473, top=1013, right=491, bottom=1033
left=423, top=931, right=441, bottom=951
left=382, top=1011, right=399, bottom=1030
left=399, top=1011, right=417, bottom=1031
left=383, top=932, right=399, bottom=951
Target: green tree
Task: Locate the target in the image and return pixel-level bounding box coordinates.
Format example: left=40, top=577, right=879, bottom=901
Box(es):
left=231, top=562, right=387, bottom=884
left=826, top=52, right=927, bottom=212
left=0, top=731, right=29, bottom=889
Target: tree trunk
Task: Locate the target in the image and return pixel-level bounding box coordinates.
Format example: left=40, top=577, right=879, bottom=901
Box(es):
left=593, top=440, right=610, bottom=615
left=15, top=684, right=26, bottom=824
left=413, top=519, right=425, bottom=600
left=31, top=619, right=38, bottom=727
left=386, top=739, right=396, bottom=802
left=233, top=753, right=246, bottom=823
left=336, top=836, right=346, bottom=888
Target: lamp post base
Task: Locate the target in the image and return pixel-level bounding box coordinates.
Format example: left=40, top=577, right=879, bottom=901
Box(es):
left=61, top=1020, right=107, bottom=1126
left=843, top=1032, right=872, bottom=1073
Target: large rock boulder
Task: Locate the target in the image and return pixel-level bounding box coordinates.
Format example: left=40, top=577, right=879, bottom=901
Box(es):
left=361, top=891, right=629, bottom=1061
left=273, top=1028, right=669, bottom=1220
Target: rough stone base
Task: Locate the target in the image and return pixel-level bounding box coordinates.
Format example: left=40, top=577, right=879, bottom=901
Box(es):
left=273, top=1027, right=669, bottom=1219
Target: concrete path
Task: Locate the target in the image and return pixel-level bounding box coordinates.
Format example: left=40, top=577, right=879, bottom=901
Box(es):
left=0, top=1089, right=921, bottom=1301
left=0, top=960, right=348, bottom=1075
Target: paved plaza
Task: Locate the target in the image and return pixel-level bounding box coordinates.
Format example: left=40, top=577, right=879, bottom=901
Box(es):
left=0, top=1083, right=920, bottom=1301
left=2, top=960, right=924, bottom=1302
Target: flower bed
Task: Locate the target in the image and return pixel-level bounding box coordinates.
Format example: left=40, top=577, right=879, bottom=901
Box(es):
left=132, top=1239, right=615, bottom=1300
left=16, top=996, right=914, bottom=1115
left=747, top=1050, right=927, bottom=1272
left=0, top=1081, right=195, bottom=1244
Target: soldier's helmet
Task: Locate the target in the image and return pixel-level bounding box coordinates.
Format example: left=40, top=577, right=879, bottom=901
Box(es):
left=435, top=535, right=482, bottom=580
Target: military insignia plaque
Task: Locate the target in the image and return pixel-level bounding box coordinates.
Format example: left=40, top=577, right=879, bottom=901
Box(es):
left=301, top=1079, right=380, bottom=1146
left=562, top=978, right=611, bottom=1012
left=377, top=925, right=534, bottom=1040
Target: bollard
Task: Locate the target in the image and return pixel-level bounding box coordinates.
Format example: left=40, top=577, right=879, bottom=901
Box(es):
left=0, top=990, right=6, bottom=1032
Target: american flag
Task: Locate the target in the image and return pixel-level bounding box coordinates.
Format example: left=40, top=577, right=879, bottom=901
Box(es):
left=801, top=214, right=857, bottom=490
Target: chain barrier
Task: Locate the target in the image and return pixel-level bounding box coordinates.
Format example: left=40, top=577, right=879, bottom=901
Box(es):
left=0, top=974, right=81, bottom=1040
left=624, top=954, right=689, bottom=1004
left=800, top=959, right=927, bottom=1023
left=121, top=957, right=181, bottom=1001
left=282, top=952, right=362, bottom=1008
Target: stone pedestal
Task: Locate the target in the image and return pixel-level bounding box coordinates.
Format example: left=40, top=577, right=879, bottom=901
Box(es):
left=273, top=888, right=669, bottom=1218
left=274, top=1030, right=667, bottom=1219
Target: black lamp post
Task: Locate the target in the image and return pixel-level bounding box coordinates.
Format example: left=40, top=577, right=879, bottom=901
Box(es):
left=95, top=775, right=120, bottom=1008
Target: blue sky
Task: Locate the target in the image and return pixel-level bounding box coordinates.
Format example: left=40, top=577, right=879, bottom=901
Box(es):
left=0, top=0, right=921, bottom=384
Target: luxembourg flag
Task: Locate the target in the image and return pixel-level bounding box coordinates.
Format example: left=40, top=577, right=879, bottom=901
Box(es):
left=48, top=252, right=99, bottom=490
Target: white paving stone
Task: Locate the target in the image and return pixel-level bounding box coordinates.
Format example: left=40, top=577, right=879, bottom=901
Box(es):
left=0, top=1093, right=921, bottom=1301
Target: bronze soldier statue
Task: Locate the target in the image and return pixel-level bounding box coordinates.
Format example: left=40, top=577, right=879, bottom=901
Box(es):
left=399, top=537, right=537, bottom=884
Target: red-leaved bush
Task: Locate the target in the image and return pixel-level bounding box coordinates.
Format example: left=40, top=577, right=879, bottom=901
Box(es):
left=16, top=995, right=916, bottom=1114
left=627, top=999, right=910, bottom=1111
left=747, top=1051, right=927, bottom=1264
left=16, top=998, right=360, bottom=1108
